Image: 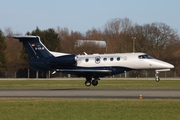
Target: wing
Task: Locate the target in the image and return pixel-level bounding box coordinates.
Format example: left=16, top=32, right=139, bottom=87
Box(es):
left=56, top=69, right=112, bottom=73
left=55, top=69, right=112, bottom=77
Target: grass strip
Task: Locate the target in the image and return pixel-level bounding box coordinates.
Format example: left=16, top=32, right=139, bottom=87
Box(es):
left=0, top=98, right=180, bottom=120
left=0, top=80, right=180, bottom=89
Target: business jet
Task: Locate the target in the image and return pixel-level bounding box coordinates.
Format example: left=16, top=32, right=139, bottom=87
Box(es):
left=13, top=36, right=174, bottom=87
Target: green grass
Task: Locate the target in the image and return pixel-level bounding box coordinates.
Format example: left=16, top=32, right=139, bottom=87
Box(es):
left=0, top=80, right=180, bottom=120
left=0, top=79, right=180, bottom=89
left=0, top=98, right=180, bottom=120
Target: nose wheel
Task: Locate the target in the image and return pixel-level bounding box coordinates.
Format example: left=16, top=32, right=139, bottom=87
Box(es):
left=155, top=76, right=160, bottom=82
left=155, top=71, right=160, bottom=82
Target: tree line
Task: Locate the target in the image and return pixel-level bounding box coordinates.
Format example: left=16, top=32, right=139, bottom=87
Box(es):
left=0, top=18, right=180, bottom=77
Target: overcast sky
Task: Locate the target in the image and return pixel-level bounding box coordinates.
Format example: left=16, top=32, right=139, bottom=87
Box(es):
left=1, top=0, right=180, bottom=35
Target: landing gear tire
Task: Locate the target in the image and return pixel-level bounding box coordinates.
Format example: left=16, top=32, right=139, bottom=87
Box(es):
left=155, top=77, right=160, bottom=82
left=92, top=80, right=98, bottom=86
left=85, top=81, right=91, bottom=87
left=155, top=71, right=160, bottom=82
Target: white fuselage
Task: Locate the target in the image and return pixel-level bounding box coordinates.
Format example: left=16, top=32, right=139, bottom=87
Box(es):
left=51, top=52, right=174, bottom=71
left=76, top=52, right=174, bottom=70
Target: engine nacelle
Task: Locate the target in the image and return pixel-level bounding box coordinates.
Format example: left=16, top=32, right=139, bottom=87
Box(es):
left=50, top=55, right=78, bottom=67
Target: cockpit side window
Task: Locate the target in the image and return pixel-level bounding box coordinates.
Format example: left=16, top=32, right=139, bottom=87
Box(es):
left=138, top=54, right=153, bottom=59
left=145, top=54, right=153, bottom=59
left=138, top=55, right=145, bottom=59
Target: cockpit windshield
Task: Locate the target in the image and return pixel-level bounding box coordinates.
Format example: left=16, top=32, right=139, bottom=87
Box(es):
left=138, top=54, right=154, bottom=59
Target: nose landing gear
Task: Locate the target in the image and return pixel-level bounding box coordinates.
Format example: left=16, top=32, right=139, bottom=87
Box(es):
left=155, top=69, right=172, bottom=82
left=155, top=70, right=160, bottom=82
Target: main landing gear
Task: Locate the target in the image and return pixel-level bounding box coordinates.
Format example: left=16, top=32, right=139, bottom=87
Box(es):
left=155, top=71, right=160, bottom=82
left=85, top=77, right=100, bottom=87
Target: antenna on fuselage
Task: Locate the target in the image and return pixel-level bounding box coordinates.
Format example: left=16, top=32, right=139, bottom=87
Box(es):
left=84, top=52, right=88, bottom=55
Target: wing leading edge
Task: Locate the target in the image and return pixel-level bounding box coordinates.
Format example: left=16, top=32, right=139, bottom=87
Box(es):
left=56, top=69, right=112, bottom=72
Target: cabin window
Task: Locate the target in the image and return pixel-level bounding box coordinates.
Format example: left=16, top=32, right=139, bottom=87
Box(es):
left=103, top=58, right=107, bottom=61
left=110, top=57, right=114, bottom=61
left=117, top=57, right=120, bottom=61
left=85, top=58, right=89, bottom=62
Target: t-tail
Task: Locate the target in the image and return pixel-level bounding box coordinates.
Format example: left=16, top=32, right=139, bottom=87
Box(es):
left=13, top=36, right=54, bottom=70
left=13, top=36, right=77, bottom=71
left=13, top=36, right=53, bottom=60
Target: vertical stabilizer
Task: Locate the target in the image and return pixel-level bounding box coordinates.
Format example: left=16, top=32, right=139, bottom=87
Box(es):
left=13, top=36, right=54, bottom=60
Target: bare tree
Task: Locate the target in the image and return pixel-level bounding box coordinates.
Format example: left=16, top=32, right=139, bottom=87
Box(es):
left=103, top=18, right=133, bottom=53
left=132, top=23, right=179, bottom=58
left=4, top=27, right=13, bottom=37
left=4, top=37, right=23, bottom=71
left=57, top=27, right=83, bottom=53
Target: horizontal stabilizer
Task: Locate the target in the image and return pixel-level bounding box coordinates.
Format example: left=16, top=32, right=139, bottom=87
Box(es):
left=13, top=36, right=37, bottom=40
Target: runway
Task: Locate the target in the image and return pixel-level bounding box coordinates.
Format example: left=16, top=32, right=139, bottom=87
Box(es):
left=0, top=89, right=180, bottom=99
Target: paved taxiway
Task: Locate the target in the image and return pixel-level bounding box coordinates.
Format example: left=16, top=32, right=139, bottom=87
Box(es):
left=0, top=89, right=180, bottom=99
